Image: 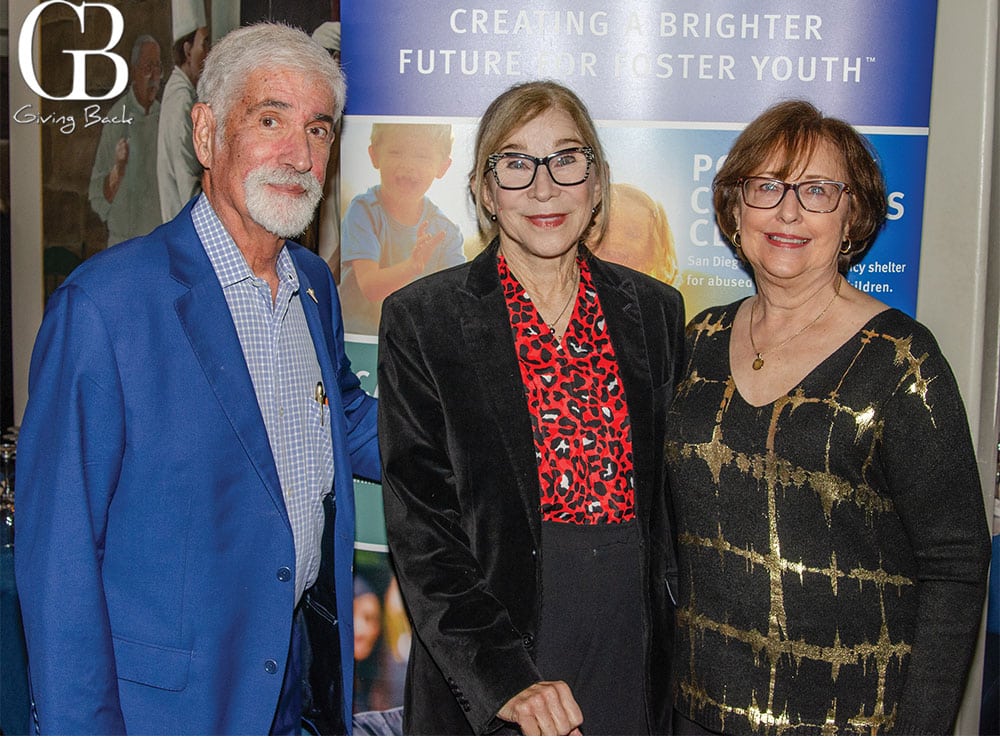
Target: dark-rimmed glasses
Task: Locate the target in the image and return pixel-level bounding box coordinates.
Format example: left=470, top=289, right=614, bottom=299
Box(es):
left=739, top=177, right=850, bottom=213
left=487, top=147, right=595, bottom=190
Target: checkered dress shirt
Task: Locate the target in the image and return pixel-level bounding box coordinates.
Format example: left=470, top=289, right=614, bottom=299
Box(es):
left=193, top=195, right=335, bottom=603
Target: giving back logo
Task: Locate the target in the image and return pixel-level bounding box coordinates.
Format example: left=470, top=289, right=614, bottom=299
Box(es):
left=13, top=1, right=131, bottom=133
left=19, top=0, right=128, bottom=100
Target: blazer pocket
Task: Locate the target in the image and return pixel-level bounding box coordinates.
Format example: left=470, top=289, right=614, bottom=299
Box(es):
left=112, top=635, right=192, bottom=692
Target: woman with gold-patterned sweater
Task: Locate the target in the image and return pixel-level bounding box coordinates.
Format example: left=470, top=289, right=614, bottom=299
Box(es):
left=665, top=100, right=991, bottom=735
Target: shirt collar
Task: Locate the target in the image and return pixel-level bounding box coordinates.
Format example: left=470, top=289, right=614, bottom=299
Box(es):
left=192, top=194, right=299, bottom=291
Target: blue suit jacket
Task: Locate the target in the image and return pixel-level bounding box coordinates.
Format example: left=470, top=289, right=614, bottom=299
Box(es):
left=14, top=200, right=380, bottom=734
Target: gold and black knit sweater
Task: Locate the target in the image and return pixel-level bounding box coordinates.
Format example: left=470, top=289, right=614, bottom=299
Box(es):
left=665, top=302, right=991, bottom=735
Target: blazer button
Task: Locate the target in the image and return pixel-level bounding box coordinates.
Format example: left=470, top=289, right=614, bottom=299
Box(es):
left=521, top=633, right=535, bottom=649
left=277, top=567, right=292, bottom=582
left=264, top=659, right=278, bottom=674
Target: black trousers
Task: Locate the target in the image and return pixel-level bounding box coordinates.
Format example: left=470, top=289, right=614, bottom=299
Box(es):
left=535, top=520, right=649, bottom=735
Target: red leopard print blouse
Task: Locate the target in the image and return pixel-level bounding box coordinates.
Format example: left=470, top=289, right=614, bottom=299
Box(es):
left=499, top=253, right=636, bottom=525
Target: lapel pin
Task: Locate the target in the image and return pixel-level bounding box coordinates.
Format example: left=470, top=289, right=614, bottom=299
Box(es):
left=306, top=288, right=318, bottom=304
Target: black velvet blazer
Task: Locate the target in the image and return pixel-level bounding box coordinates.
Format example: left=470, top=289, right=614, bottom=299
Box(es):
left=378, top=241, right=686, bottom=735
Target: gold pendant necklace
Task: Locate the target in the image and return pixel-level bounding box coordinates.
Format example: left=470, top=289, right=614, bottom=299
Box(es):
left=749, top=276, right=842, bottom=371
left=545, top=273, right=579, bottom=332
left=506, top=257, right=580, bottom=334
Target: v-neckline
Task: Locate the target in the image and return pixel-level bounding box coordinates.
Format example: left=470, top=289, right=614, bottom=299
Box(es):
left=728, top=305, right=894, bottom=409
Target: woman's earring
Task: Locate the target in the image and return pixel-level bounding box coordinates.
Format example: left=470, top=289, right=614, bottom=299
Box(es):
left=489, top=212, right=497, bottom=222
left=840, top=238, right=852, bottom=254
left=732, top=229, right=742, bottom=248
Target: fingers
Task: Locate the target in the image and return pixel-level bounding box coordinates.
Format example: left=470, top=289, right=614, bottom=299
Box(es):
left=414, top=224, right=446, bottom=253
left=410, top=228, right=445, bottom=273
left=414, top=234, right=444, bottom=259
left=115, top=138, right=130, bottom=161
left=426, top=230, right=446, bottom=250
left=498, top=680, right=583, bottom=736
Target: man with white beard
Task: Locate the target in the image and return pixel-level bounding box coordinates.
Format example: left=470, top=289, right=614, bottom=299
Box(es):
left=15, top=23, right=380, bottom=736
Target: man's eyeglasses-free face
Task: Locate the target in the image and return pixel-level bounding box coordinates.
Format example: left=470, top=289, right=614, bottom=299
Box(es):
left=487, top=147, right=595, bottom=190
left=739, top=176, right=850, bottom=213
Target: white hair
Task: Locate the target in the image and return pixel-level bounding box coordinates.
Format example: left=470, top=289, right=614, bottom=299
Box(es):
left=197, top=22, right=346, bottom=135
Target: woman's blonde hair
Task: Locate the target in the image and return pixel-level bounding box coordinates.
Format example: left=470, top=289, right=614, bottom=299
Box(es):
left=469, top=80, right=610, bottom=246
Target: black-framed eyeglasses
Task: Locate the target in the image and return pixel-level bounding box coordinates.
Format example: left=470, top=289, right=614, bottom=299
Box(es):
left=739, top=176, right=851, bottom=213
left=487, top=147, right=595, bottom=190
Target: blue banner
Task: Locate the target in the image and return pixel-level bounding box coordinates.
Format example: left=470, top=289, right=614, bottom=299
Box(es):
left=338, top=1, right=938, bottom=712
left=343, top=0, right=937, bottom=126
left=340, top=0, right=938, bottom=539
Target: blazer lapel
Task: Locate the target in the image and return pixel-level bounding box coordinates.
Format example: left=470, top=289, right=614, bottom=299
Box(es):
left=292, top=258, right=354, bottom=520
left=293, top=260, right=338, bottom=394
left=460, top=246, right=543, bottom=544
left=590, top=260, right=657, bottom=518
left=167, top=222, right=287, bottom=522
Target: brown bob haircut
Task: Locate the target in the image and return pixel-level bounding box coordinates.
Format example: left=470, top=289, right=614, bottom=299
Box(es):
left=713, top=99, right=887, bottom=271
left=469, top=80, right=610, bottom=247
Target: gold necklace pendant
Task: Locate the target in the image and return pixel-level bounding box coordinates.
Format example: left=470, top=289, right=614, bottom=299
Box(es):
left=748, top=276, right=842, bottom=371
left=543, top=268, right=580, bottom=333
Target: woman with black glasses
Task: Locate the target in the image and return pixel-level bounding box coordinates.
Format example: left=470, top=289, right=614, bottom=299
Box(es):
left=665, top=99, right=990, bottom=735
left=378, top=80, right=685, bottom=735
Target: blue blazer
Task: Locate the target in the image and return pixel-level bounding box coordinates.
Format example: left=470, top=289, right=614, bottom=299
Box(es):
left=15, top=200, right=380, bottom=734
